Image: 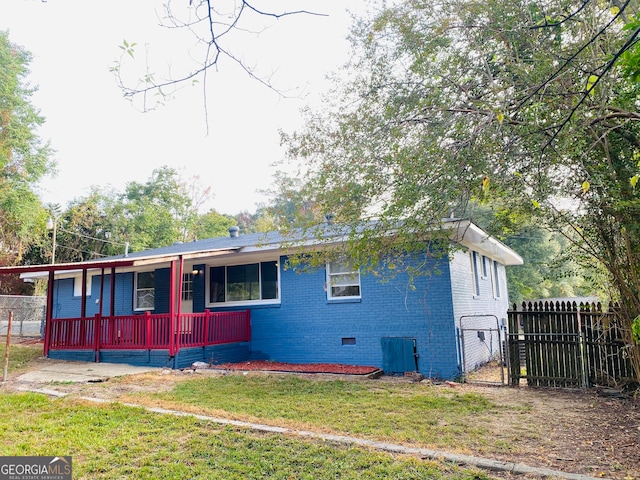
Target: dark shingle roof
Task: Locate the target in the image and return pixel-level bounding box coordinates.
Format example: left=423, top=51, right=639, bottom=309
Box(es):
left=106, top=230, right=286, bottom=261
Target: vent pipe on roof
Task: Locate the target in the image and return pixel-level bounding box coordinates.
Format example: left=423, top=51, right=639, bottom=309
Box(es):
left=229, top=226, right=240, bottom=238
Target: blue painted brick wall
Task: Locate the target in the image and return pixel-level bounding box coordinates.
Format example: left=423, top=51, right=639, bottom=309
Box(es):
left=53, top=272, right=135, bottom=318
left=48, top=349, right=95, bottom=362
left=52, top=254, right=465, bottom=379
left=204, top=342, right=250, bottom=365
left=209, top=254, right=460, bottom=379
left=52, top=278, right=78, bottom=319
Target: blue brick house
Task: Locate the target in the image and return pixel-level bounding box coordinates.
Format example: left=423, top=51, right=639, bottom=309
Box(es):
left=10, top=219, right=522, bottom=379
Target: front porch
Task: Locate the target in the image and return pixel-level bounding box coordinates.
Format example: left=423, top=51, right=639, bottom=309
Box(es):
left=45, top=310, right=251, bottom=369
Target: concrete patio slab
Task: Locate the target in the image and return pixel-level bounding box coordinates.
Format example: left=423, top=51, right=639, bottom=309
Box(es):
left=16, top=361, right=157, bottom=383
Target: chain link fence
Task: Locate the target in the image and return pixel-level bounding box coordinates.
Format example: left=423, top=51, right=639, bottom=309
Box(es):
left=0, top=295, right=46, bottom=338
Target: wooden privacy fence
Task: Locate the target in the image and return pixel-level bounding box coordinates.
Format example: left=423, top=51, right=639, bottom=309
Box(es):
left=507, top=301, right=636, bottom=388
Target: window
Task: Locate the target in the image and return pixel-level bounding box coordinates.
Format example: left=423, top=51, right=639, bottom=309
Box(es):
left=491, top=261, right=501, bottom=298
left=327, top=260, right=361, bottom=299
left=481, top=255, right=489, bottom=277
left=470, top=251, right=480, bottom=296
left=182, top=273, right=194, bottom=302
left=135, top=271, right=155, bottom=310
left=209, top=261, right=279, bottom=305
left=73, top=273, right=93, bottom=297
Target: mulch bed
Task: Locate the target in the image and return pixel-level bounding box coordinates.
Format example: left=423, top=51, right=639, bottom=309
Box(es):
left=211, top=360, right=382, bottom=376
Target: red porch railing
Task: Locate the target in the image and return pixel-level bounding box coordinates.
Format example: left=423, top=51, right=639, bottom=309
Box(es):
left=177, top=310, right=251, bottom=348
left=47, top=310, right=251, bottom=356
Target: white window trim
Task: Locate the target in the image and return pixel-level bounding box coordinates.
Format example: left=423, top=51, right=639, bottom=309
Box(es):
left=326, top=261, right=361, bottom=300
left=134, top=270, right=155, bottom=311
left=182, top=272, right=194, bottom=302
left=205, top=260, right=281, bottom=308
left=73, top=273, right=93, bottom=298
left=481, top=255, right=489, bottom=278
left=491, top=260, right=502, bottom=299
left=470, top=251, right=480, bottom=297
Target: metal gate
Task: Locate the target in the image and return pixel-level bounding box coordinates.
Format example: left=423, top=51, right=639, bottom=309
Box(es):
left=458, top=315, right=506, bottom=385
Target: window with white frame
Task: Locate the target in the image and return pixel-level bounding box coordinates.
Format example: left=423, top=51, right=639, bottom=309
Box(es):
left=470, top=251, right=480, bottom=296
left=481, top=255, right=489, bottom=277
left=491, top=260, right=501, bottom=298
left=182, top=273, right=194, bottom=301
left=327, top=260, right=361, bottom=299
left=209, top=261, right=279, bottom=304
left=73, top=273, right=93, bottom=297
left=134, top=271, right=155, bottom=310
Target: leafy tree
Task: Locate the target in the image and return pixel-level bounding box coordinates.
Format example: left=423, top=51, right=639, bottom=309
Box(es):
left=260, top=171, right=319, bottom=227
left=35, top=167, right=217, bottom=262
left=503, top=227, right=603, bottom=305
left=281, top=0, right=640, bottom=380
left=0, top=31, right=53, bottom=268
left=467, top=203, right=599, bottom=304
left=112, top=166, right=213, bottom=250
left=193, top=209, right=236, bottom=239
left=49, top=193, right=127, bottom=263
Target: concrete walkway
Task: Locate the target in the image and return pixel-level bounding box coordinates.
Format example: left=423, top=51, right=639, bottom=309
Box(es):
left=16, top=361, right=157, bottom=383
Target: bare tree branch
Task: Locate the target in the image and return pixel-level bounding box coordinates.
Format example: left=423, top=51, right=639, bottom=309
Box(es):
left=113, top=1, right=328, bottom=132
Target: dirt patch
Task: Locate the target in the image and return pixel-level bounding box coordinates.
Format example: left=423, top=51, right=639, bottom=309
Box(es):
left=3, top=360, right=639, bottom=479
left=460, top=382, right=639, bottom=479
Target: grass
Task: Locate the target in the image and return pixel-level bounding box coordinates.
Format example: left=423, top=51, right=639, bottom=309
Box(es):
left=0, top=342, right=43, bottom=374
left=0, top=391, right=493, bottom=479
left=126, top=374, right=516, bottom=454
left=0, top=352, right=521, bottom=477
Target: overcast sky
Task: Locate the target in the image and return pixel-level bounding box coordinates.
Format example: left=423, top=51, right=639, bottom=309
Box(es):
left=0, top=1, right=368, bottom=215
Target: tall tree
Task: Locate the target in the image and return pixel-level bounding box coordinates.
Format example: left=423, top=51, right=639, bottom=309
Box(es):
left=0, top=31, right=52, bottom=268
left=193, top=209, right=236, bottom=239
left=45, top=167, right=218, bottom=259
left=281, top=1, right=640, bottom=380
left=113, top=166, right=208, bottom=250
left=48, top=192, right=127, bottom=263
left=466, top=203, right=600, bottom=304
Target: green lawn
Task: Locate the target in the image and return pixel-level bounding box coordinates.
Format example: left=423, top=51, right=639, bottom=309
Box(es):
left=0, top=342, right=43, bottom=374
left=0, top=391, right=493, bottom=479
left=133, top=374, right=514, bottom=453
left=0, top=352, right=519, bottom=478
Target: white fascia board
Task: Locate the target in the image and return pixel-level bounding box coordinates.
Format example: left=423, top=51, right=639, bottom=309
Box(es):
left=239, top=222, right=523, bottom=266
left=450, top=220, right=523, bottom=266
left=19, top=248, right=241, bottom=281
